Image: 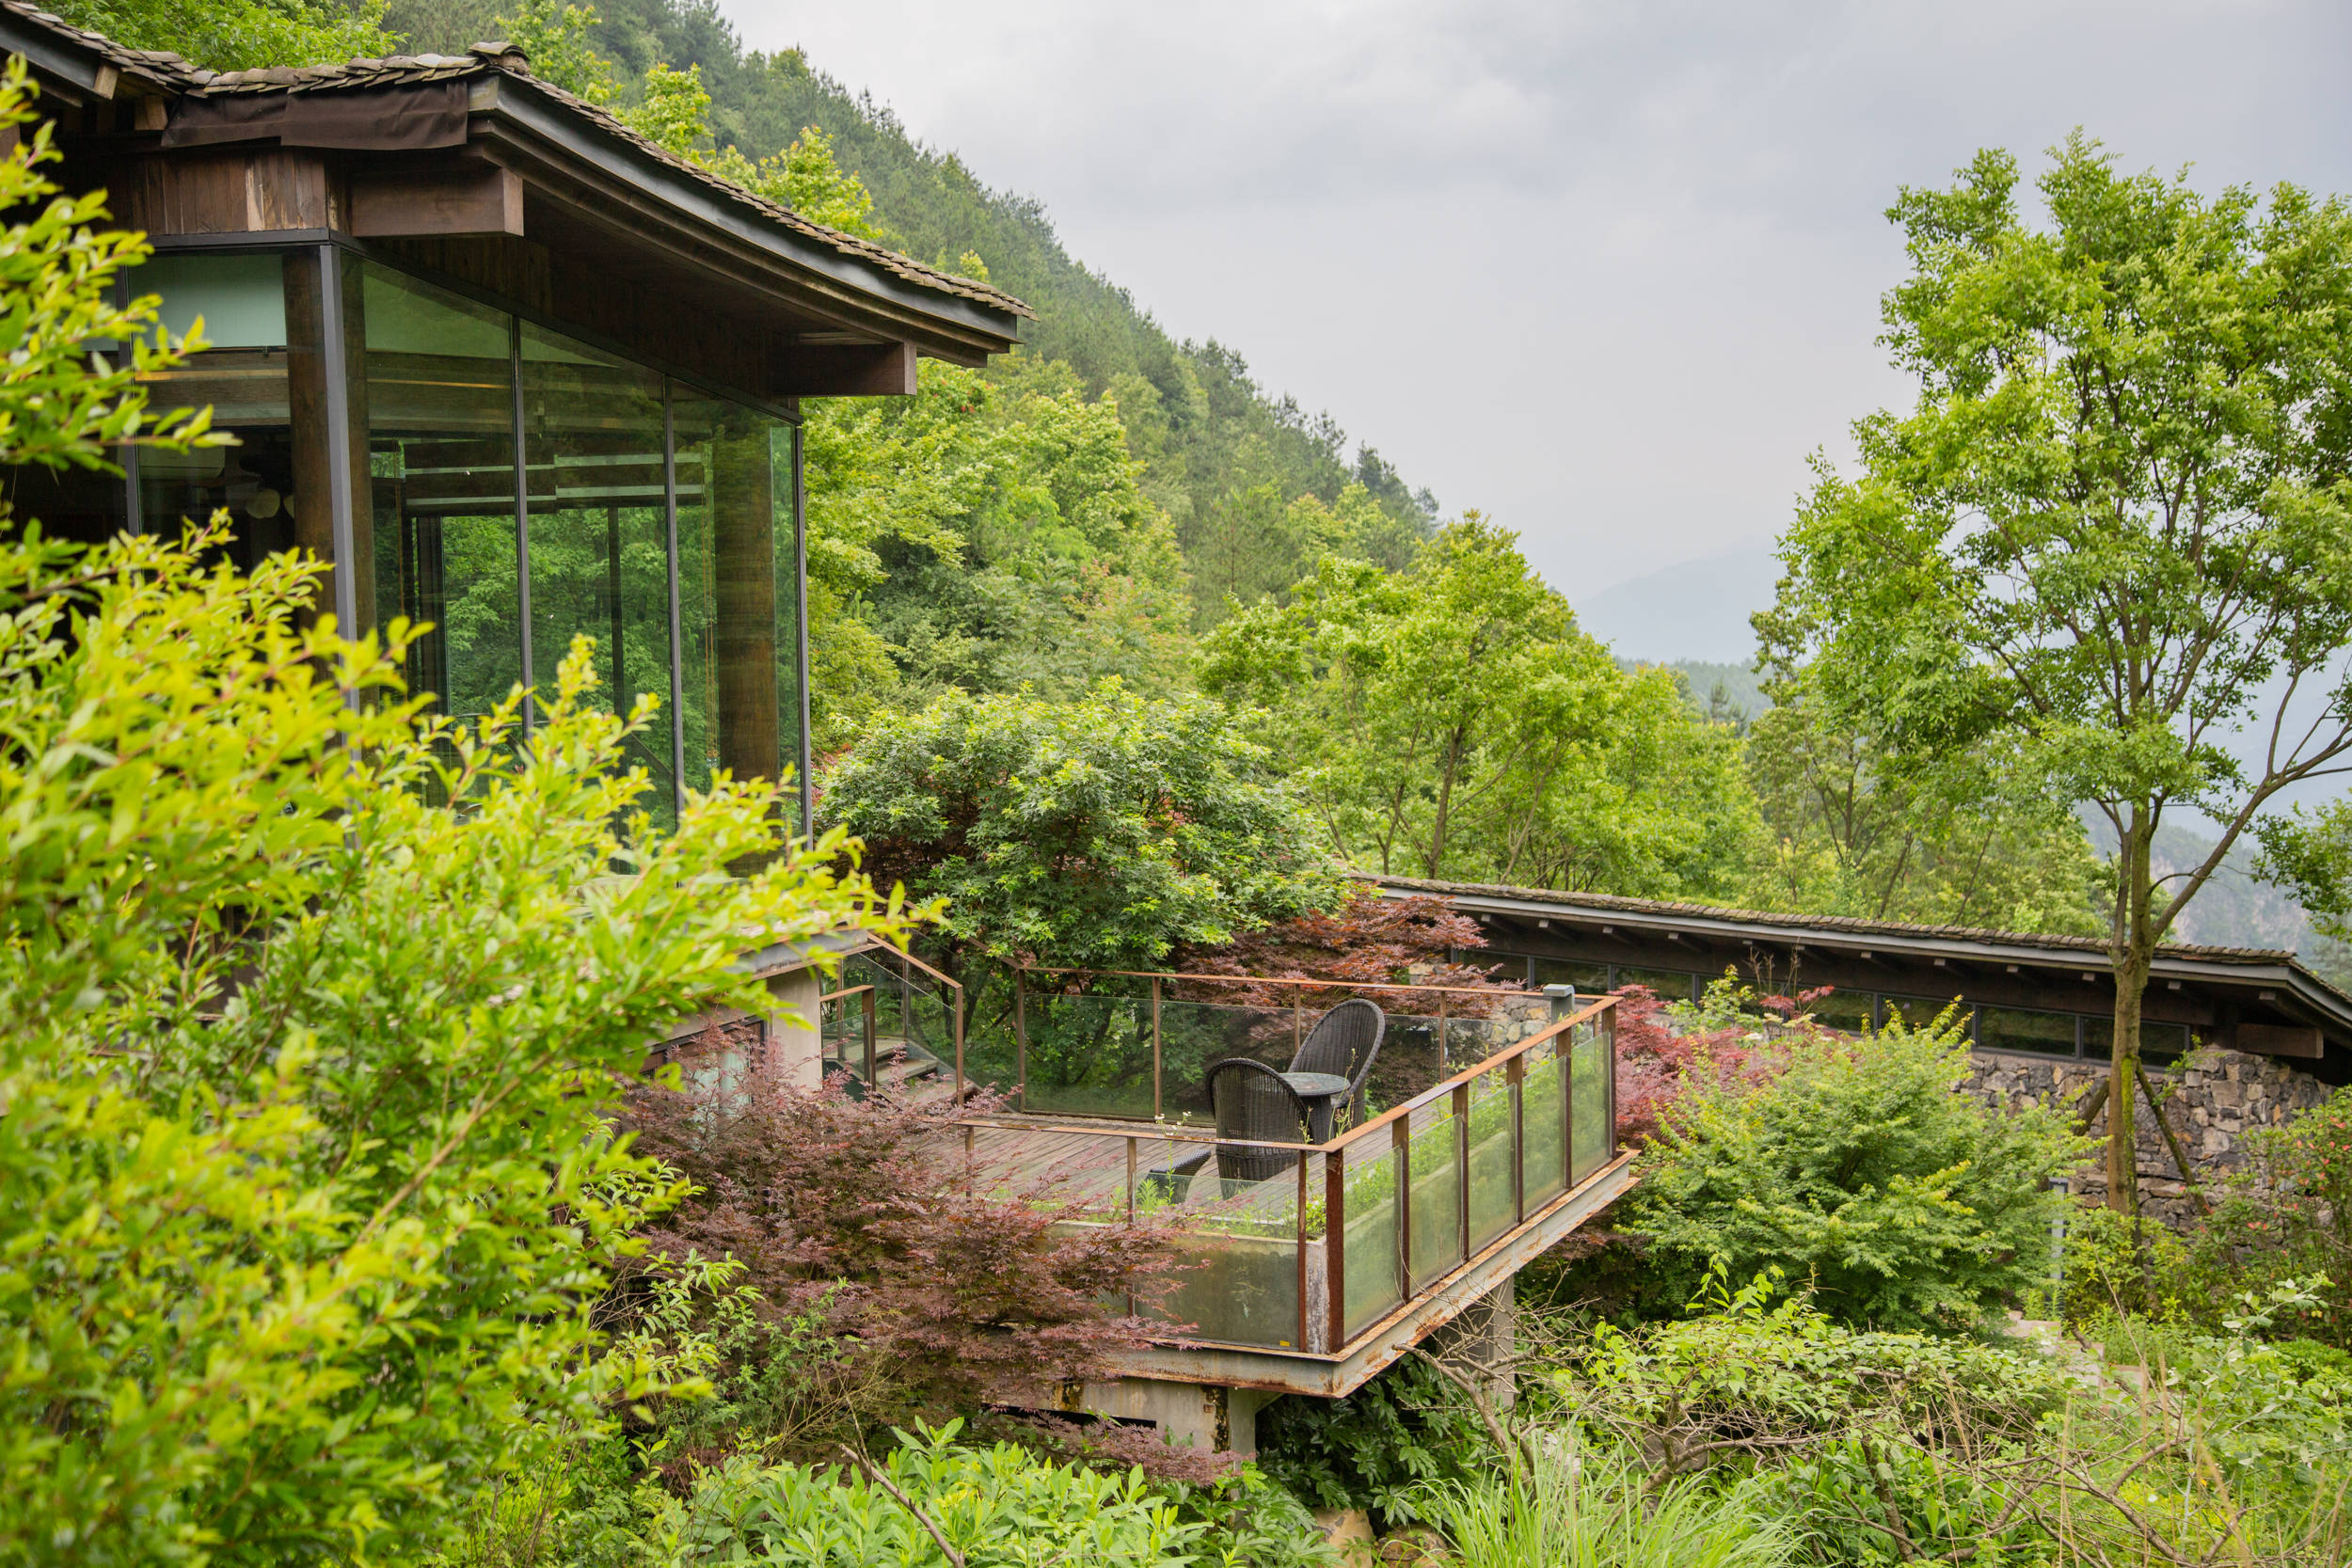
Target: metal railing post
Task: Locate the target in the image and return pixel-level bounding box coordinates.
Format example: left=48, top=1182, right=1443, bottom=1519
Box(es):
left=1013, top=969, right=1027, bottom=1111
left=1326, top=1145, right=1346, bottom=1353
left=1438, top=996, right=1449, bottom=1076
left=1606, top=1000, right=1619, bottom=1159
left=1152, top=975, right=1163, bottom=1120
left=862, top=987, right=877, bottom=1085
left=1295, top=1151, right=1311, bottom=1350
left=1452, top=1081, right=1470, bottom=1267
left=1507, top=1053, right=1526, bottom=1227
left=1392, top=1114, right=1411, bottom=1301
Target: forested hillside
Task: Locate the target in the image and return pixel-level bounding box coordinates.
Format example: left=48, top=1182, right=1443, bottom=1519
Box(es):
left=388, top=0, right=1437, bottom=626
left=47, top=0, right=2127, bottom=933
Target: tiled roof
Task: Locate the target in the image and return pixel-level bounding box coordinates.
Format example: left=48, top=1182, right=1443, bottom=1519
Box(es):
left=0, top=5, right=1030, bottom=321
left=1369, top=873, right=2303, bottom=966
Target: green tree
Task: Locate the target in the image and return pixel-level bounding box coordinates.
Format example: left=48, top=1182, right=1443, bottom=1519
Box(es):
left=0, top=71, right=888, bottom=1557
left=1625, top=1016, right=2090, bottom=1333
left=1761, top=135, right=2352, bottom=1212
left=818, top=682, right=1347, bottom=975
left=1200, top=516, right=1756, bottom=896
left=50, top=0, right=393, bottom=70
left=1740, top=673, right=2104, bottom=934
left=803, top=356, right=1193, bottom=745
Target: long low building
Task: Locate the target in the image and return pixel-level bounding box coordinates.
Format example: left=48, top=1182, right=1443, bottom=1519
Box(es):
left=1375, top=875, right=2352, bottom=1087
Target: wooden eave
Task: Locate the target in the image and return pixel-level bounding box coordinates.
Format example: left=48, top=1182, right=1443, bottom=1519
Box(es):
left=468, top=75, right=1019, bottom=368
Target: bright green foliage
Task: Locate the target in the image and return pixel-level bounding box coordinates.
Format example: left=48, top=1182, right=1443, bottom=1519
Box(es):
left=819, top=683, right=1347, bottom=972
left=1254, top=1358, right=1489, bottom=1528
left=1416, top=1446, right=1795, bottom=1568
left=622, top=59, right=709, bottom=154
left=1625, top=1017, right=2090, bottom=1332
left=705, top=123, right=882, bottom=240
left=51, top=0, right=393, bottom=69
left=804, top=357, right=1193, bottom=745
left=1200, top=516, right=1756, bottom=895
left=1740, top=672, right=2103, bottom=934
left=1761, top=134, right=2352, bottom=1206
left=0, top=78, right=886, bottom=1554
left=1574, top=1266, right=2067, bottom=1445
left=2185, top=1084, right=2352, bottom=1348
left=637, top=1421, right=1210, bottom=1567
left=494, top=0, right=620, bottom=101
left=0, top=71, right=217, bottom=474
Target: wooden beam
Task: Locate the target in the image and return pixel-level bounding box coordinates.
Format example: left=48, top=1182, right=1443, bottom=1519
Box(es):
left=773, top=338, right=916, bottom=397
left=352, top=165, right=523, bottom=239
left=2237, top=1023, right=2324, bottom=1060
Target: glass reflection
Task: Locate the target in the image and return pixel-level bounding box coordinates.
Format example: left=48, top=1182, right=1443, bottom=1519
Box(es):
left=522, top=322, right=676, bottom=826
left=361, top=262, right=520, bottom=739
left=674, top=395, right=800, bottom=815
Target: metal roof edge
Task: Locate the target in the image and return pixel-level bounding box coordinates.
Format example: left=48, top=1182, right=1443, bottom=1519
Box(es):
left=1368, top=873, right=2352, bottom=1029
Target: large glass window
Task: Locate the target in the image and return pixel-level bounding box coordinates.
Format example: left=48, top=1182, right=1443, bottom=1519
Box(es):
left=675, top=394, right=803, bottom=825
left=2083, top=1017, right=2189, bottom=1067
left=133, top=252, right=302, bottom=572
left=1978, top=1006, right=2079, bottom=1058
left=522, top=322, right=676, bottom=825
left=360, top=262, right=521, bottom=739
left=108, top=247, right=813, bottom=839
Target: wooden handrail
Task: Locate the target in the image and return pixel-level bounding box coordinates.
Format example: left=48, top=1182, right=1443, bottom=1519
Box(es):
left=818, top=983, right=876, bottom=1004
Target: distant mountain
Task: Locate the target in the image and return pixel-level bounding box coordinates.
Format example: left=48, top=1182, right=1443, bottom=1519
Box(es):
left=1573, top=543, right=1778, bottom=664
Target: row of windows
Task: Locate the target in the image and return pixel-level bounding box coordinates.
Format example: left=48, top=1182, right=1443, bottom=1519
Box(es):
left=1479, top=952, right=2191, bottom=1066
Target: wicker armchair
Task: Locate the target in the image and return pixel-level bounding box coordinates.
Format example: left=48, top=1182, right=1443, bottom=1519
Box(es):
left=1287, top=997, right=1387, bottom=1135
left=1204, top=1057, right=1311, bottom=1184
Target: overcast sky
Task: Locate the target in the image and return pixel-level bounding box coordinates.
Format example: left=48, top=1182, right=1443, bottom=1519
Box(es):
left=724, top=0, right=2352, bottom=597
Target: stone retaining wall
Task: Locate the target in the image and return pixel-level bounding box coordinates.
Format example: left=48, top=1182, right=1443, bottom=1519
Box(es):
left=1964, top=1048, right=2330, bottom=1228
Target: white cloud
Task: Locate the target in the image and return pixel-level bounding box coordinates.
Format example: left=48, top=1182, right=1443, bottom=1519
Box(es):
left=727, top=0, right=2352, bottom=596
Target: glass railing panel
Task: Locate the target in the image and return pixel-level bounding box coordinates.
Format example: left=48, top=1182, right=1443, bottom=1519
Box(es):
left=1465, top=1071, right=1515, bottom=1254
left=1571, top=1020, right=1610, bottom=1184
left=1141, top=1139, right=1304, bottom=1349
left=1156, top=995, right=1298, bottom=1126
left=1022, top=989, right=1156, bottom=1120
left=1342, top=1144, right=1402, bottom=1339
left=1521, top=1037, right=1568, bottom=1210
left=1406, top=1106, right=1462, bottom=1291
left=958, top=966, right=1024, bottom=1102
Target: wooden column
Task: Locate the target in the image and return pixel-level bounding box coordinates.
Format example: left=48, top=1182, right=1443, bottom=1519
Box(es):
left=712, top=410, right=781, bottom=781
left=281, top=247, right=371, bottom=632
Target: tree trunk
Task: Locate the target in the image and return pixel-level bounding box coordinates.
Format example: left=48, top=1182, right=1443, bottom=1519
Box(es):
left=2106, top=819, right=2155, bottom=1215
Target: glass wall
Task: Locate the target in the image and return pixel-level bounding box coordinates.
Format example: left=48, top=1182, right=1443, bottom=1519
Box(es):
left=130, top=252, right=304, bottom=571
left=85, top=245, right=814, bottom=836
left=674, top=394, right=803, bottom=801
left=522, top=322, right=676, bottom=825
left=361, top=264, right=520, bottom=740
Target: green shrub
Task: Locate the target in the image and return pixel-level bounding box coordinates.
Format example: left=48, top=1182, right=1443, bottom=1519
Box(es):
left=637, top=1420, right=1216, bottom=1566
left=1624, top=1010, right=2090, bottom=1331
left=0, top=72, right=889, bottom=1556
left=1254, top=1357, right=1488, bottom=1528
left=1414, top=1443, right=1796, bottom=1568
left=1565, top=1265, right=2067, bottom=1471
left=2184, top=1084, right=2352, bottom=1349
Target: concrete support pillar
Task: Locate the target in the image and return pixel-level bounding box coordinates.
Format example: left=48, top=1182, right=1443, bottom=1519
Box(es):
left=1436, top=1275, right=1517, bottom=1412
left=766, top=965, right=822, bottom=1092
left=1072, top=1378, right=1274, bottom=1456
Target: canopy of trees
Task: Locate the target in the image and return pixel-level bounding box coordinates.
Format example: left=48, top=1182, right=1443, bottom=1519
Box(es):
left=1763, top=134, right=2352, bottom=1208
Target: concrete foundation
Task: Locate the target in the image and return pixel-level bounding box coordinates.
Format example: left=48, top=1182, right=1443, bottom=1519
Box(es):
left=1069, top=1377, right=1277, bottom=1456
left=766, top=965, right=822, bottom=1090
